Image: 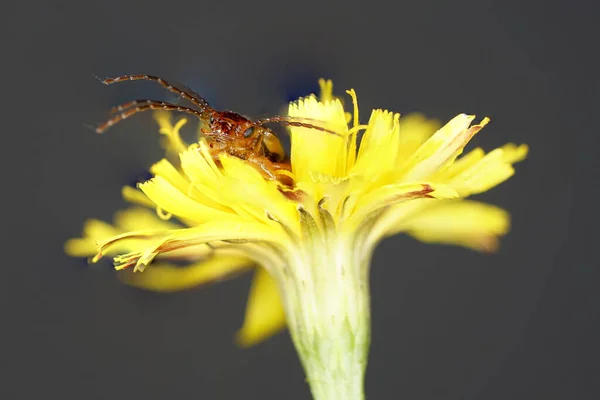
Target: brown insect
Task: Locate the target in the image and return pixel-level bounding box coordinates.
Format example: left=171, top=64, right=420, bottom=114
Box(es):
left=96, top=74, right=340, bottom=182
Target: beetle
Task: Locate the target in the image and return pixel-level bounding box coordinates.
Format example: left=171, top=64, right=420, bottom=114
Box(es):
left=96, top=74, right=339, bottom=181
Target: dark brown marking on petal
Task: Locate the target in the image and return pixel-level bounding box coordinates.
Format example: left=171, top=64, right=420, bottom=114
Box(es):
left=392, top=184, right=435, bottom=202
left=278, top=187, right=305, bottom=202
left=419, top=183, right=434, bottom=195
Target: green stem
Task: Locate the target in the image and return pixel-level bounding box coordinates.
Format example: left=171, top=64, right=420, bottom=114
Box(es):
left=279, top=240, right=372, bottom=400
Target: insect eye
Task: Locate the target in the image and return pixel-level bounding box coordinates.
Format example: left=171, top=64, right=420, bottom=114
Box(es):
left=243, top=127, right=255, bottom=138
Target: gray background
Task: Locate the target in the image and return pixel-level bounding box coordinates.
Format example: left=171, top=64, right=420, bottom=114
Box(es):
left=2, top=0, right=597, bottom=399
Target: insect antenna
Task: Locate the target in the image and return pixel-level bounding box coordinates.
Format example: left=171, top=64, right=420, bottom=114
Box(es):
left=256, top=116, right=343, bottom=137
left=256, top=116, right=341, bottom=135
left=96, top=100, right=206, bottom=133
left=108, top=99, right=160, bottom=115
left=100, top=74, right=214, bottom=115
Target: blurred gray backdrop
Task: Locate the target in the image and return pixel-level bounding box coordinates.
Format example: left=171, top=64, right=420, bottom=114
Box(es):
left=2, top=0, right=597, bottom=399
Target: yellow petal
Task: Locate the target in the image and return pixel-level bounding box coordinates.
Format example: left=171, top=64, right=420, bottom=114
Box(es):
left=150, top=159, right=191, bottom=192
left=236, top=267, right=286, bottom=347
left=178, top=142, right=234, bottom=205
left=179, top=142, right=275, bottom=222
left=396, top=114, right=440, bottom=163
left=318, top=78, right=334, bottom=103
left=138, top=176, right=240, bottom=224
left=101, top=220, right=285, bottom=271
left=64, top=219, right=119, bottom=257
left=288, top=95, right=350, bottom=181
left=218, top=154, right=299, bottom=229
left=444, top=144, right=528, bottom=196
left=427, top=147, right=486, bottom=182
left=122, top=186, right=155, bottom=208
left=114, top=207, right=181, bottom=232
left=500, top=143, right=529, bottom=164
left=119, top=255, right=253, bottom=292
left=400, top=200, right=511, bottom=252
left=348, top=182, right=458, bottom=226
left=151, top=157, right=229, bottom=212
left=318, top=78, right=353, bottom=124
left=351, top=109, right=400, bottom=187
left=180, top=143, right=299, bottom=229
left=64, top=208, right=183, bottom=258
left=153, top=111, right=188, bottom=155
left=398, top=114, right=489, bottom=181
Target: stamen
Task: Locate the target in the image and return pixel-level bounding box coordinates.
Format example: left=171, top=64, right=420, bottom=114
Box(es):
left=346, top=89, right=359, bottom=129
left=347, top=124, right=369, bottom=137
left=156, top=206, right=173, bottom=220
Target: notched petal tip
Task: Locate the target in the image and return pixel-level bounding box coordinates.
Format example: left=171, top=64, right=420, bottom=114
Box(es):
left=318, top=78, right=334, bottom=102
left=398, top=114, right=491, bottom=181
left=502, top=143, right=529, bottom=164
left=478, top=116, right=490, bottom=126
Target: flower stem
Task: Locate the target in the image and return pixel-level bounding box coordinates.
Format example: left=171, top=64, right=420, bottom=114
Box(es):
left=280, top=241, right=372, bottom=400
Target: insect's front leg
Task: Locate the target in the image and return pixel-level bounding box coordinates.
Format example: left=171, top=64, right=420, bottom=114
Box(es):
left=269, top=161, right=292, bottom=174
left=251, top=135, right=264, bottom=154
left=262, top=131, right=285, bottom=162
left=246, top=156, right=293, bottom=185
left=247, top=157, right=277, bottom=180
left=204, top=138, right=228, bottom=160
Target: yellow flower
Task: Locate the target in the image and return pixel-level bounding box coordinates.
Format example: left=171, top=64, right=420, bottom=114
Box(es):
left=66, top=79, right=527, bottom=400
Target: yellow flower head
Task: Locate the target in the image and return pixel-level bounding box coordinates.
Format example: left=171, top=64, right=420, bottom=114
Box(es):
left=66, top=79, right=527, bottom=400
